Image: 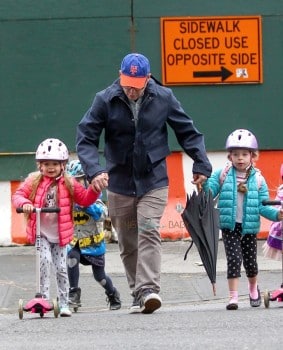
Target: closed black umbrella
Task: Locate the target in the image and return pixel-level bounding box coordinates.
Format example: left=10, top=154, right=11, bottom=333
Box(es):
left=181, top=190, right=220, bottom=295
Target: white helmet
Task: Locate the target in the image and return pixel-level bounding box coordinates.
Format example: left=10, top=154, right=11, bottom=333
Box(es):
left=225, top=129, right=258, bottom=151
left=35, top=138, right=69, bottom=161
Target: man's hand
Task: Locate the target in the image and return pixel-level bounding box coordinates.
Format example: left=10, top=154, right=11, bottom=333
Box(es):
left=91, top=173, right=109, bottom=193
left=191, top=174, right=207, bottom=191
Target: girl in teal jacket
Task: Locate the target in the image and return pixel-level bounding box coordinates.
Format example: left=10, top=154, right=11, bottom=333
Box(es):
left=203, top=129, right=283, bottom=310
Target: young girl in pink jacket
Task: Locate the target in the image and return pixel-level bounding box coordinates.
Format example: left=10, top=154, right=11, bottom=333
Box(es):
left=12, top=138, right=99, bottom=317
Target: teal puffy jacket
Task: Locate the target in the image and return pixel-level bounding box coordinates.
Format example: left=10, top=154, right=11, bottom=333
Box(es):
left=203, top=165, right=279, bottom=235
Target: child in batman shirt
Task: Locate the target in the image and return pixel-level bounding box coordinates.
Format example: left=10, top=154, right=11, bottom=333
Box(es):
left=67, top=160, right=121, bottom=310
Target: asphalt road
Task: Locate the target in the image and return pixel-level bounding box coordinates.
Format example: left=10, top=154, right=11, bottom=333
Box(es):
left=0, top=240, right=282, bottom=349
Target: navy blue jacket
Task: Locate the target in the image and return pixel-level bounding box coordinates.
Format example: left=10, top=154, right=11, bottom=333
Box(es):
left=76, top=78, right=212, bottom=197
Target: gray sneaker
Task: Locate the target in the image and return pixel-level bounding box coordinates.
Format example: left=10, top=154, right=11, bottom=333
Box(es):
left=140, top=289, right=162, bottom=314
left=250, top=287, right=262, bottom=307
left=129, top=293, right=141, bottom=314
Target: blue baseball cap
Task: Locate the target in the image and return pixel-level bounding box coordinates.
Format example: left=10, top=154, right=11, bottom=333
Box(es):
left=120, top=53, right=150, bottom=89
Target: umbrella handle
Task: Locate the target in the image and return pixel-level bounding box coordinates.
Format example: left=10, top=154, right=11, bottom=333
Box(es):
left=196, top=183, right=202, bottom=193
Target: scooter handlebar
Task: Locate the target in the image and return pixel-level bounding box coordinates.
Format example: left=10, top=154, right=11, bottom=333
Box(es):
left=262, top=200, right=282, bottom=206
left=16, top=207, right=60, bottom=213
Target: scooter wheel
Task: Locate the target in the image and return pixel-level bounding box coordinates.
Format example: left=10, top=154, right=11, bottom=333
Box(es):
left=52, top=298, right=59, bottom=318
left=264, top=290, right=270, bottom=308
left=73, top=306, right=78, bottom=313
left=18, top=299, right=24, bottom=320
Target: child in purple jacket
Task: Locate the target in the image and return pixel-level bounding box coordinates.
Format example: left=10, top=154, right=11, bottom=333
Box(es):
left=263, top=164, right=283, bottom=260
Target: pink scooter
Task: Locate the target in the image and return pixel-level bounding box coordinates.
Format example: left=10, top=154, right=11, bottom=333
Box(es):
left=262, top=200, right=283, bottom=308
left=16, top=207, right=60, bottom=319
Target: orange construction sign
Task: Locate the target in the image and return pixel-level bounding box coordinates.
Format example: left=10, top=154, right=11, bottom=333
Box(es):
left=160, top=16, right=262, bottom=85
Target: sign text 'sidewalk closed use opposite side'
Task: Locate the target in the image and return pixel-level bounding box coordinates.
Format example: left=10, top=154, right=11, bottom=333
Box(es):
left=160, top=16, right=262, bottom=85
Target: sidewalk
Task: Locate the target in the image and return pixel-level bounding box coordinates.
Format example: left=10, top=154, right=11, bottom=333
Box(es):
left=0, top=239, right=282, bottom=313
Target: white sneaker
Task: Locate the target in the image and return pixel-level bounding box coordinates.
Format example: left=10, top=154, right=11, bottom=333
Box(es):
left=129, top=305, right=141, bottom=314
left=140, top=290, right=162, bottom=314
left=60, top=306, right=72, bottom=317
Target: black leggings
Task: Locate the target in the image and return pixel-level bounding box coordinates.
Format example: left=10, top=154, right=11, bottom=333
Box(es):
left=67, top=246, right=115, bottom=294
left=222, top=223, right=258, bottom=279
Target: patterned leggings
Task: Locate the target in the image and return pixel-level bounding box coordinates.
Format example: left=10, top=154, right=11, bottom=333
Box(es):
left=40, top=236, right=69, bottom=307
left=222, top=223, right=258, bottom=279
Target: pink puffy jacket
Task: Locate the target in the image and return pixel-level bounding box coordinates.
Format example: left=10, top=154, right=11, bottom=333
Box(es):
left=12, top=173, right=99, bottom=246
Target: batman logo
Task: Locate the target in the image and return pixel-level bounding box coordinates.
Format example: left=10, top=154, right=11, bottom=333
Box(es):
left=73, top=211, right=90, bottom=224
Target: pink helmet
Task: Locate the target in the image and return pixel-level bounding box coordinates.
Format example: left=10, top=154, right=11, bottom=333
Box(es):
left=35, top=138, right=69, bottom=161
left=225, top=129, right=258, bottom=151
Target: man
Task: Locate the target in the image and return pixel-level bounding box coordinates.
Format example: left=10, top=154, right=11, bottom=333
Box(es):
left=76, top=53, right=212, bottom=314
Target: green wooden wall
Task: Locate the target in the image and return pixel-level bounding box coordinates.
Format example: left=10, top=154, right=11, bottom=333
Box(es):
left=0, top=0, right=282, bottom=180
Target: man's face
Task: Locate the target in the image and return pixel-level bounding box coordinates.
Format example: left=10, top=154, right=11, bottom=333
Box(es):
left=120, top=73, right=149, bottom=101
left=122, top=85, right=147, bottom=100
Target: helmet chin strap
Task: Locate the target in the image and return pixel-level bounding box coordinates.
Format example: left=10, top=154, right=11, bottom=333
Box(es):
left=246, top=151, right=254, bottom=170
left=55, top=163, right=66, bottom=181
left=55, top=173, right=63, bottom=181
left=245, top=163, right=252, bottom=171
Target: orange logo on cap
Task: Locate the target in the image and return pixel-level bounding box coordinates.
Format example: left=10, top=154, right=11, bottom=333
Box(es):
left=130, top=65, right=138, bottom=76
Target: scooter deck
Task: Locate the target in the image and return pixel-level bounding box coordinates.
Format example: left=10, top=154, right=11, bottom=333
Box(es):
left=269, top=288, right=283, bottom=301
left=24, top=297, right=53, bottom=313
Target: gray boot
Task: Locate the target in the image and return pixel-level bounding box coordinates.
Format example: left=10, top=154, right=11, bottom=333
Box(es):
left=106, top=288, right=121, bottom=310
left=69, top=287, right=81, bottom=306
